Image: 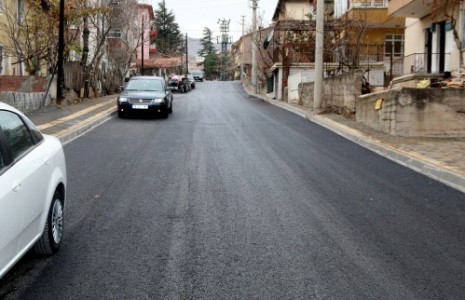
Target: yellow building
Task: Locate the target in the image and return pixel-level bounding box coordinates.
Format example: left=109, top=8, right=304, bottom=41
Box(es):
left=334, top=0, right=405, bottom=74
left=0, top=0, right=55, bottom=76
left=0, top=0, right=26, bottom=75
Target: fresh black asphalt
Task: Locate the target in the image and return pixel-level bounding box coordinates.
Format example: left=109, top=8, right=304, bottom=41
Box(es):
left=1, top=81, right=465, bottom=299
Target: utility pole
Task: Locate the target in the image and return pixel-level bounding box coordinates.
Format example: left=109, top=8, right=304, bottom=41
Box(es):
left=240, top=15, right=246, bottom=82
left=251, top=0, right=258, bottom=94
left=56, top=0, right=65, bottom=105
left=218, top=18, right=231, bottom=81
left=314, top=0, right=324, bottom=111
left=141, top=15, right=145, bottom=75
left=185, top=33, right=189, bottom=74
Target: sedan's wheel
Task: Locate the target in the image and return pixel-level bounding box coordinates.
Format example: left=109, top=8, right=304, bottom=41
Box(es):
left=118, top=111, right=125, bottom=118
left=34, top=190, right=64, bottom=255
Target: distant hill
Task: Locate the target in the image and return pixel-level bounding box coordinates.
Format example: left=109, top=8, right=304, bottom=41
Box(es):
left=187, top=37, right=222, bottom=58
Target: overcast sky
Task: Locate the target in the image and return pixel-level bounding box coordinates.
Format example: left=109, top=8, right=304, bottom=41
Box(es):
left=146, top=0, right=279, bottom=40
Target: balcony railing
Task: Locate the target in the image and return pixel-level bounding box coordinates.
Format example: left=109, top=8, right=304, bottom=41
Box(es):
left=351, top=0, right=388, bottom=8
left=390, top=53, right=451, bottom=77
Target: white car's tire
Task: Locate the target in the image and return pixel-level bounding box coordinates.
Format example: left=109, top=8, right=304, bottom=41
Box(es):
left=34, top=190, right=64, bottom=255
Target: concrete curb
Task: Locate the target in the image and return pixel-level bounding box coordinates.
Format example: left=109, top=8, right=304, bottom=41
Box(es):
left=246, top=88, right=465, bottom=194
left=57, top=108, right=117, bottom=145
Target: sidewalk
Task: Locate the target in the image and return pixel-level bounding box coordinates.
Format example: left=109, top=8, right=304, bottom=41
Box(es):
left=26, top=95, right=117, bottom=145
left=24, top=89, right=465, bottom=194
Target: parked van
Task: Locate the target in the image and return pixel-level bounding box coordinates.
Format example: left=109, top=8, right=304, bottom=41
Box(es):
left=192, top=70, right=204, bottom=82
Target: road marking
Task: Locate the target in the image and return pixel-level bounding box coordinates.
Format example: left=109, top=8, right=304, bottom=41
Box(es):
left=37, top=98, right=116, bottom=131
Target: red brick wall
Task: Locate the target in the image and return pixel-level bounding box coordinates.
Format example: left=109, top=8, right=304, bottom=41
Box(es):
left=0, top=76, right=47, bottom=92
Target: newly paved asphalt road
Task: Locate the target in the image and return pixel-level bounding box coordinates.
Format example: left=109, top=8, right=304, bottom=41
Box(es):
left=1, top=81, right=465, bottom=299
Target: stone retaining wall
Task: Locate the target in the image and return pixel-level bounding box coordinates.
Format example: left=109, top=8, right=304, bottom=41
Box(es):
left=0, top=92, right=51, bottom=112
left=357, top=87, right=465, bottom=137
left=299, top=70, right=362, bottom=118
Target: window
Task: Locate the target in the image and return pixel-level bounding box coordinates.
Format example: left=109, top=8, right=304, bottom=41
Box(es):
left=108, top=30, right=122, bottom=38
left=0, top=111, right=34, bottom=160
left=385, top=34, right=404, bottom=58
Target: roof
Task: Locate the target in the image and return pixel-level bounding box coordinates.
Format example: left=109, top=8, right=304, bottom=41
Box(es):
left=136, top=57, right=183, bottom=68
left=272, top=0, right=285, bottom=21
left=138, top=4, right=155, bottom=20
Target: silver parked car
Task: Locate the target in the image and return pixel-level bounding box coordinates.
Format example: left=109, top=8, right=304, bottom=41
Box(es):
left=0, top=102, right=67, bottom=279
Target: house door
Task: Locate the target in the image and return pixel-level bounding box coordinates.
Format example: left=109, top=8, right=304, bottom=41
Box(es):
left=426, top=22, right=446, bottom=73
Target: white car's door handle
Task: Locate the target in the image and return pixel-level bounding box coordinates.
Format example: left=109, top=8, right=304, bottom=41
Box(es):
left=44, top=157, right=51, bottom=165
left=12, top=180, right=21, bottom=192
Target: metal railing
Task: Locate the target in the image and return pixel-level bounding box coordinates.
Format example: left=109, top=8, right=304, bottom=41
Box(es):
left=351, top=0, right=388, bottom=8
left=391, top=53, right=451, bottom=77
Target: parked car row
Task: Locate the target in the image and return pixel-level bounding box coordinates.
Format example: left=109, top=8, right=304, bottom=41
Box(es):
left=117, top=76, right=173, bottom=119
left=168, top=75, right=190, bottom=93
left=116, top=72, right=204, bottom=119
left=168, top=74, right=197, bottom=93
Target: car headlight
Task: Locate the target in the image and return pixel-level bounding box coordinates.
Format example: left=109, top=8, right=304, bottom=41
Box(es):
left=118, top=97, right=128, bottom=103
left=153, top=98, right=164, bottom=104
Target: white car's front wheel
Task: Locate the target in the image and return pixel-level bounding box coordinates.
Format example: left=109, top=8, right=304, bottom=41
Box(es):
left=34, top=190, right=64, bottom=255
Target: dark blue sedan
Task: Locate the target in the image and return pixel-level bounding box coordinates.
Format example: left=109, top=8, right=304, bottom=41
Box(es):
left=117, top=76, right=173, bottom=118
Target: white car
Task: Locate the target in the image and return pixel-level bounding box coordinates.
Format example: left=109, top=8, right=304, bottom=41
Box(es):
left=0, top=102, right=67, bottom=279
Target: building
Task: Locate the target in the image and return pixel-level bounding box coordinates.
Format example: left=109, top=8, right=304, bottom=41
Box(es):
left=388, top=0, right=463, bottom=77
left=134, top=4, right=156, bottom=75
left=331, top=0, right=405, bottom=87
left=0, top=0, right=49, bottom=76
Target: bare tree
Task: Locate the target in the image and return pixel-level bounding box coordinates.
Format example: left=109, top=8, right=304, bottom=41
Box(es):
left=0, top=2, right=57, bottom=75
left=105, top=0, right=145, bottom=92
left=73, top=0, right=149, bottom=97
left=332, top=2, right=388, bottom=70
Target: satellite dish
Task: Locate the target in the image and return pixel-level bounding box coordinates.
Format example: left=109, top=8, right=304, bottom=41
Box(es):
left=263, top=30, right=274, bottom=49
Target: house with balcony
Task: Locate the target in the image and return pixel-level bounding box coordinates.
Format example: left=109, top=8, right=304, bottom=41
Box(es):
left=133, top=4, right=156, bottom=75
left=333, top=0, right=405, bottom=86
left=353, top=1, right=465, bottom=138
left=268, top=0, right=320, bottom=102
left=231, top=27, right=274, bottom=87
left=388, top=0, right=463, bottom=80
